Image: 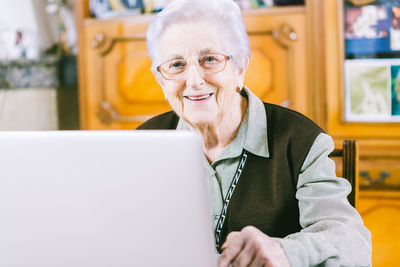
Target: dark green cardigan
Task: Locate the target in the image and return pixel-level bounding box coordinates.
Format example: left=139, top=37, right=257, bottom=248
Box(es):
left=137, top=103, right=322, bottom=251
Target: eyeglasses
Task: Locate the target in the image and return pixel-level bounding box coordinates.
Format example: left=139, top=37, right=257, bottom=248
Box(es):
left=156, top=53, right=231, bottom=80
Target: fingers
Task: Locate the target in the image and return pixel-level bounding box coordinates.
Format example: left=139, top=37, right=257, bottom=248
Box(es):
left=218, top=227, right=258, bottom=267
left=248, top=234, right=291, bottom=267
left=231, top=240, right=257, bottom=267
left=218, top=231, right=244, bottom=267
left=218, top=226, right=290, bottom=267
left=248, top=253, right=269, bottom=267
left=221, top=231, right=240, bottom=250
left=234, top=226, right=264, bottom=267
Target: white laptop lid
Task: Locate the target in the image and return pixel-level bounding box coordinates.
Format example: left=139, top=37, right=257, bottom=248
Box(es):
left=0, top=131, right=216, bottom=267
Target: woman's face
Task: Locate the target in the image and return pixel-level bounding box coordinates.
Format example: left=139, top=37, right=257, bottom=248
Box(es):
left=156, top=21, right=246, bottom=128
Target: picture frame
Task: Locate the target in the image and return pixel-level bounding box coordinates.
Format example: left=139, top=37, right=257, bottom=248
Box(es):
left=344, top=59, right=400, bottom=122
left=344, top=4, right=400, bottom=56
left=345, top=4, right=390, bottom=55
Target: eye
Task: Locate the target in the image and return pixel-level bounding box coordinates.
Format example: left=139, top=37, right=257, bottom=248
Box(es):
left=200, top=54, right=222, bottom=66
left=200, top=55, right=219, bottom=64
left=204, top=56, right=216, bottom=62
left=169, top=61, right=186, bottom=69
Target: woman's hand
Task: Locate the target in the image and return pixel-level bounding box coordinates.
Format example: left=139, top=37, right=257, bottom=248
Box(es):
left=218, top=226, right=290, bottom=267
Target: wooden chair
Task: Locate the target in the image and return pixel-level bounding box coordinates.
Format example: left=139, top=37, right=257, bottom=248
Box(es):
left=329, top=140, right=359, bottom=208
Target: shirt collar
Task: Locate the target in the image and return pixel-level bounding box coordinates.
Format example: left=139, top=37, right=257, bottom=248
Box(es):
left=176, top=86, right=270, bottom=159
left=241, top=86, right=269, bottom=158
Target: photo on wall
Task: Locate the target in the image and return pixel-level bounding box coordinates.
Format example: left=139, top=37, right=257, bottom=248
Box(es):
left=344, top=3, right=400, bottom=56
left=345, top=5, right=388, bottom=39
left=345, top=59, right=400, bottom=122
left=390, top=6, right=400, bottom=50
left=391, top=65, right=400, bottom=115
left=345, top=5, right=390, bottom=55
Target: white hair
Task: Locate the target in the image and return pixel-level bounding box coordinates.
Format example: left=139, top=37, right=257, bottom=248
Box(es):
left=146, top=0, right=251, bottom=71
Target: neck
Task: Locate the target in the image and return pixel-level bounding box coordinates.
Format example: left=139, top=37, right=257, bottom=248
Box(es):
left=190, top=94, right=248, bottom=163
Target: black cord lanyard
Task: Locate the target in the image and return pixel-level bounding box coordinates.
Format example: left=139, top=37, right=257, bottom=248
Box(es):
left=214, top=149, right=248, bottom=252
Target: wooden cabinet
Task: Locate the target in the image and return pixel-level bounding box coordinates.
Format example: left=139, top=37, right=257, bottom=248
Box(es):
left=76, top=2, right=312, bottom=129
left=320, top=0, right=400, bottom=188
left=319, top=1, right=400, bottom=265
left=243, top=7, right=309, bottom=115
left=77, top=15, right=169, bottom=130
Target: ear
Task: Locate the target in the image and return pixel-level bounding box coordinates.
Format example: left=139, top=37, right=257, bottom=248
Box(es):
left=236, top=56, right=249, bottom=89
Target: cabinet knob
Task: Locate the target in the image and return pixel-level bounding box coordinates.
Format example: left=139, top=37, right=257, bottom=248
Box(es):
left=91, top=33, right=105, bottom=48
left=97, top=101, right=156, bottom=124
left=280, top=24, right=297, bottom=41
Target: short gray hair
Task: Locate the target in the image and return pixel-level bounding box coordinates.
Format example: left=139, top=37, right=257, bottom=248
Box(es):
left=146, top=0, right=251, bottom=71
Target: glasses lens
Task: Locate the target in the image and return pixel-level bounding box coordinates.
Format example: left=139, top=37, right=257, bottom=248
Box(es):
left=158, top=53, right=228, bottom=80
left=160, top=59, right=187, bottom=78
left=199, top=53, right=226, bottom=73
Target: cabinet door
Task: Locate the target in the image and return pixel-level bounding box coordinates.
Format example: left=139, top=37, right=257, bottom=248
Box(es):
left=358, top=193, right=400, bottom=266
left=80, top=9, right=309, bottom=130
left=244, top=9, right=309, bottom=115
left=82, top=19, right=170, bottom=130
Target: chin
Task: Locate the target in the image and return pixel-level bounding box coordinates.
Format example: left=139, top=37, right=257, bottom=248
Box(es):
left=183, top=113, right=217, bottom=128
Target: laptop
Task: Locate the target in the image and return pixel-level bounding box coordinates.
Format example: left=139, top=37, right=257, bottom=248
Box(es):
left=0, top=130, right=217, bottom=267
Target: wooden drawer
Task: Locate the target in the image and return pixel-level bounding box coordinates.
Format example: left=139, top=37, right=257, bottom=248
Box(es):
left=359, top=158, right=400, bottom=189
left=333, top=139, right=400, bottom=190
left=333, top=156, right=400, bottom=189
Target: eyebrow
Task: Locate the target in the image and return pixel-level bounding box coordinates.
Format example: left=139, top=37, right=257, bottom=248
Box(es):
left=199, top=48, right=216, bottom=55
left=165, top=48, right=217, bottom=61
left=166, top=54, right=185, bottom=61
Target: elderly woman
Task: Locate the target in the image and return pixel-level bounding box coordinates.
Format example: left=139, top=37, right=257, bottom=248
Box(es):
left=138, top=0, right=372, bottom=266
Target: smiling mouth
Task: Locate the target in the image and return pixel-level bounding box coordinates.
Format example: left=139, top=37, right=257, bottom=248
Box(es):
left=184, top=93, right=213, bottom=101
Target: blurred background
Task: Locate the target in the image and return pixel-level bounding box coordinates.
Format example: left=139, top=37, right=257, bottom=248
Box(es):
left=0, top=0, right=78, bottom=130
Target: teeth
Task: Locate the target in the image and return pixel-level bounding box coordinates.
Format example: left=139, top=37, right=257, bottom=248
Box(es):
left=186, top=94, right=211, bottom=101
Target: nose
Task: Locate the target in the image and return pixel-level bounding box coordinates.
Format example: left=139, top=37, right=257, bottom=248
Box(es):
left=185, top=64, right=204, bottom=89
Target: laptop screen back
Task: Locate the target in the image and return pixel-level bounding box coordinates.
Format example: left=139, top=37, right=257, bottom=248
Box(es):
left=0, top=131, right=216, bottom=267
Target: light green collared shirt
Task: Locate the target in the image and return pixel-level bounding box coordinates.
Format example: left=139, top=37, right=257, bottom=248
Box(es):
left=177, top=87, right=371, bottom=266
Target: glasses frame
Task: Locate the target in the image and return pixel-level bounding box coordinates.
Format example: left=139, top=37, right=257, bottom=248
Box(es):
left=156, top=53, right=231, bottom=80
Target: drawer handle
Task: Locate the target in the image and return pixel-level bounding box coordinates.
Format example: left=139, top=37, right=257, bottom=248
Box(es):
left=360, top=170, right=391, bottom=185
left=97, top=101, right=158, bottom=124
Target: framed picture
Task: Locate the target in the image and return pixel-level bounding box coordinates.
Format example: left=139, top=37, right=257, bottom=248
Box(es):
left=344, top=4, right=400, bottom=56
left=344, top=59, right=400, bottom=122
left=89, top=0, right=143, bottom=18
left=345, top=5, right=390, bottom=55
left=390, top=6, right=400, bottom=50
left=391, top=65, right=400, bottom=115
